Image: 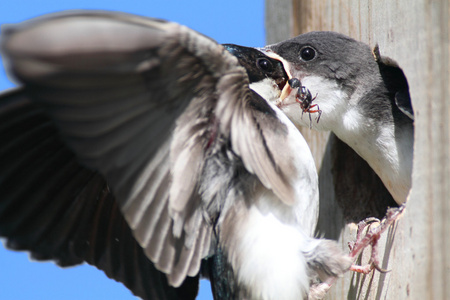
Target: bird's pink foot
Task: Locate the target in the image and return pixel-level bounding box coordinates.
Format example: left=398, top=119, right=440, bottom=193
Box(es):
left=348, top=204, right=406, bottom=274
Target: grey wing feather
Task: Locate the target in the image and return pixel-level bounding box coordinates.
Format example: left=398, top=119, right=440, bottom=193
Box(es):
left=0, top=89, right=199, bottom=300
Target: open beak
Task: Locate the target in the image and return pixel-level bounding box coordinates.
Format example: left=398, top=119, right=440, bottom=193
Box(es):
left=262, top=50, right=293, bottom=101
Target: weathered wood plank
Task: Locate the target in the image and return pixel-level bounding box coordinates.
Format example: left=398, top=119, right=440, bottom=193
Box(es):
left=266, top=0, right=449, bottom=299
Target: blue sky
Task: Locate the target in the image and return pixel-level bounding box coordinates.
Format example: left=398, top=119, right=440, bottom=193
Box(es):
left=0, top=1, right=265, bottom=299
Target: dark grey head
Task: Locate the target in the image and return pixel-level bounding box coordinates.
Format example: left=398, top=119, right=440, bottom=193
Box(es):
left=263, top=31, right=412, bottom=132
left=223, top=44, right=288, bottom=90
left=266, top=31, right=378, bottom=96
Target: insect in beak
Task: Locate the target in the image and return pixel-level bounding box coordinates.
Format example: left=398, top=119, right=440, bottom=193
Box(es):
left=288, top=78, right=322, bottom=128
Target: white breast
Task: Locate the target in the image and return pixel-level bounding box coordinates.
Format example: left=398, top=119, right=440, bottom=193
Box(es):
left=225, top=189, right=317, bottom=300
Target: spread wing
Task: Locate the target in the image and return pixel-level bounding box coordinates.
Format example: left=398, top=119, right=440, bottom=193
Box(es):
left=0, top=89, right=198, bottom=300
left=0, top=10, right=303, bottom=292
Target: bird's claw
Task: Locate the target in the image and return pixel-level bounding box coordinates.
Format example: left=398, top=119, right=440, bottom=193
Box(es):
left=348, top=204, right=406, bottom=274
left=348, top=217, right=380, bottom=252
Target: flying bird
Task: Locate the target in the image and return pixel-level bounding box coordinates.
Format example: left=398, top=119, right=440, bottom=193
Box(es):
left=263, top=31, right=413, bottom=206
left=0, top=12, right=350, bottom=300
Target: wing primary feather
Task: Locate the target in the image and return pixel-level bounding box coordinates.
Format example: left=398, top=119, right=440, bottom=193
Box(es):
left=187, top=225, right=210, bottom=277
left=145, top=201, right=173, bottom=272
left=131, top=171, right=171, bottom=246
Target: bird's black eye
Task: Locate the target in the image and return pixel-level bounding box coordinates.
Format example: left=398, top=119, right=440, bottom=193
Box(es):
left=256, top=58, right=273, bottom=72
left=300, top=46, right=316, bottom=61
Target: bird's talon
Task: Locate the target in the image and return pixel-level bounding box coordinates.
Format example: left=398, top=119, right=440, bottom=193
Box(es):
left=348, top=205, right=406, bottom=276
left=373, top=263, right=390, bottom=273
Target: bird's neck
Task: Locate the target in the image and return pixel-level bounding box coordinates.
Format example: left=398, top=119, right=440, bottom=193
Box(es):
left=334, top=107, right=413, bottom=204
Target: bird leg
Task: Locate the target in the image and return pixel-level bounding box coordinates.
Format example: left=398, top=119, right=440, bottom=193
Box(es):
left=347, top=217, right=380, bottom=273
left=348, top=204, right=406, bottom=273
left=308, top=205, right=405, bottom=299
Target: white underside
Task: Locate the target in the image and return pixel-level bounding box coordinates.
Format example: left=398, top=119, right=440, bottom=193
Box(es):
left=231, top=191, right=319, bottom=300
